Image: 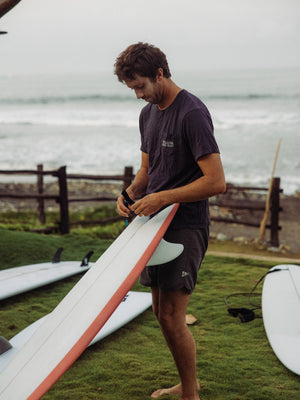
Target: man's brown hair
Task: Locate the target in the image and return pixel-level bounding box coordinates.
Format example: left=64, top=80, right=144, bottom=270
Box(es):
left=114, top=42, right=171, bottom=83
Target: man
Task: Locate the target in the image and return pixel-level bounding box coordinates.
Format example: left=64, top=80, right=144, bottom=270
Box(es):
left=114, top=42, right=226, bottom=400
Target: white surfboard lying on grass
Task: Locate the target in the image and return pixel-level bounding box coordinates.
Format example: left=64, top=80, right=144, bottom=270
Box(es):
left=262, top=264, right=300, bottom=375
left=0, top=291, right=152, bottom=372
left=0, top=249, right=94, bottom=301
left=0, top=204, right=180, bottom=400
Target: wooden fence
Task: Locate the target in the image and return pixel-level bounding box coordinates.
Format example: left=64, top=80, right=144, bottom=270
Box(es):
left=0, top=165, right=134, bottom=234
left=209, top=177, right=282, bottom=247
left=0, top=165, right=282, bottom=246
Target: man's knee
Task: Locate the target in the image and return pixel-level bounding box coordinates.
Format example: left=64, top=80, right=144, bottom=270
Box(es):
left=157, top=304, right=182, bottom=333
left=153, top=288, right=190, bottom=331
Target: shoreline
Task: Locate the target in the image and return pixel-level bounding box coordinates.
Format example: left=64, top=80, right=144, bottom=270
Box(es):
left=0, top=181, right=299, bottom=254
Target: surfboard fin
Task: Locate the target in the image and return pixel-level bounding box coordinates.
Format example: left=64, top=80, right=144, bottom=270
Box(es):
left=52, top=247, right=64, bottom=263
left=0, top=336, right=12, bottom=355
left=81, top=251, right=94, bottom=267
left=146, top=239, right=184, bottom=266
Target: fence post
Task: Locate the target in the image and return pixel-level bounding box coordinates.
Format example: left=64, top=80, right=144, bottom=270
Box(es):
left=270, top=177, right=280, bottom=247
left=123, top=166, right=134, bottom=190
left=37, top=164, right=45, bottom=225
left=57, top=166, right=69, bottom=234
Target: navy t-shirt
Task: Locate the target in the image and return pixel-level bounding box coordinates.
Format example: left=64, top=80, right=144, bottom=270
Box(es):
left=139, top=89, right=220, bottom=229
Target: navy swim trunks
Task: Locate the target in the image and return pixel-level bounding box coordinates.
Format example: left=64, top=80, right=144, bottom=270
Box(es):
left=140, top=227, right=209, bottom=294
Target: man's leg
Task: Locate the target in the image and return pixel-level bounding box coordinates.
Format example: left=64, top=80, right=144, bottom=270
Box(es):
left=150, top=287, right=200, bottom=400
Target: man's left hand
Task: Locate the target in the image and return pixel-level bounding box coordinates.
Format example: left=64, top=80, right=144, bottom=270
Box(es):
left=130, top=192, right=165, bottom=217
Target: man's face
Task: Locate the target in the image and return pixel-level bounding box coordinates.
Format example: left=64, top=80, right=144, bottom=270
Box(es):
left=125, top=74, right=163, bottom=105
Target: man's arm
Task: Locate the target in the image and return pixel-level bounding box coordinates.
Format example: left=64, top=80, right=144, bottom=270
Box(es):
left=116, top=152, right=149, bottom=217
left=130, top=153, right=226, bottom=217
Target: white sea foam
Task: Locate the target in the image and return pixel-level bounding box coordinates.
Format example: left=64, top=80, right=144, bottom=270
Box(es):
left=0, top=108, right=140, bottom=128
left=0, top=69, right=299, bottom=195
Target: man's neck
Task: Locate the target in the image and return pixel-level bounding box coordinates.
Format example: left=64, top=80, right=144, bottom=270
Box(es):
left=158, top=80, right=182, bottom=110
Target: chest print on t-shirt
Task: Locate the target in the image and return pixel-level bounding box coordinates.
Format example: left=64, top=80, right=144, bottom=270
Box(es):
left=162, top=139, right=174, bottom=148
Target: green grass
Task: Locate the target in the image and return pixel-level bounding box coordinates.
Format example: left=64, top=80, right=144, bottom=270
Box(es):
left=0, top=206, right=125, bottom=239
left=0, top=228, right=299, bottom=400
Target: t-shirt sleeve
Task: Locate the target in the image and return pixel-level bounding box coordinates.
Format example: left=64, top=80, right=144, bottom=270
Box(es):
left=182, top=108, right=220, bottom=161
left=139, top=106, right=150, bottom=154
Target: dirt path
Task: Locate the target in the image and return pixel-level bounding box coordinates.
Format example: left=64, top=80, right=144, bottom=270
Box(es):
left=206, top=250, right=300, bottom=264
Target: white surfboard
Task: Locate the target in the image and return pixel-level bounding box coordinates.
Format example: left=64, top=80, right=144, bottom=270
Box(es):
left=262, top=264, right=300, bottom=375
left=0, top=249, right=94, bottom=301
left=0, top=203, right=179, bottom=400
left=0, top=291, right=152, bottom=372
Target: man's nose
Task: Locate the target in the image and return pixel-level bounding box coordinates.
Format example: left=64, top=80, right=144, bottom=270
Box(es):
left=135, top=89, right=144, bottom=99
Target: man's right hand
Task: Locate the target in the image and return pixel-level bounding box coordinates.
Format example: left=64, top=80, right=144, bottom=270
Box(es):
left=116, top=194, right=131, bottom=217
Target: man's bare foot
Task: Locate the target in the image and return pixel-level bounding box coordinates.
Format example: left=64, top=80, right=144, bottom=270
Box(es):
left=151, top=381, right=200, bottom=398
left=151, top=383, right=182, bottom=398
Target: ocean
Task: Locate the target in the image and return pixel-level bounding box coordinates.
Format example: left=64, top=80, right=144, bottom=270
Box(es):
left=0, top=68, right=299, bottom=195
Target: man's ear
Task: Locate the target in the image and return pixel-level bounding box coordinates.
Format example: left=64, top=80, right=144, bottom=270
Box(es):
left=156, top=68, right=164, bottom=81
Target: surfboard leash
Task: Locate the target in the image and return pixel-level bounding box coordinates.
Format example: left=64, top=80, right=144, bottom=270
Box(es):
left=224, top=268, right=286, bottom=323
left=121, top=190, right=135, bottom=226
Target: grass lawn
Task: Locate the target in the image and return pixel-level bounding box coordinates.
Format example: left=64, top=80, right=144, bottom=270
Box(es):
left=0, top=227, right=299, bottom=400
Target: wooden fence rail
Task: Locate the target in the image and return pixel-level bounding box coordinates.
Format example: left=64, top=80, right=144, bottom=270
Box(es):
left=0, top=165, right=282, bottom=246
left=0, top=164, right=134, bottom=234
left=209, top=177, right=282, bottom=247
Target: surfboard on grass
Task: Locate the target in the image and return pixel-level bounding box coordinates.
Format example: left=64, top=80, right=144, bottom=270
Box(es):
left=0, top=249, right=94, bottom=301
left=262, top=264, right=300, bottom=375
left=0, top=203, right=180, bottom=400
left=0, top=291, right=152, bottom=373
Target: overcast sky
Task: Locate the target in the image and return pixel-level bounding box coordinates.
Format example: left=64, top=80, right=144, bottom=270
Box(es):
left=0, top=0, right=299, bottom=74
